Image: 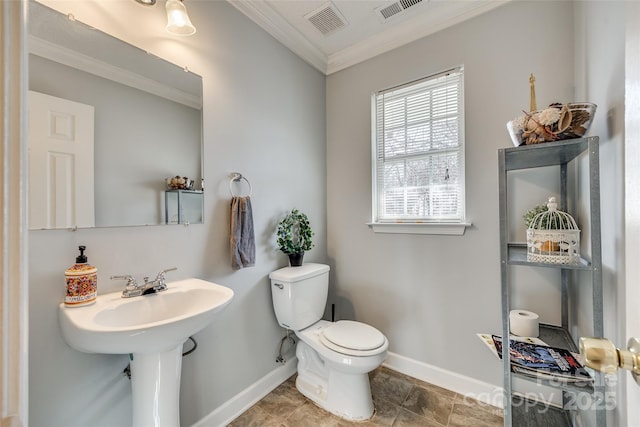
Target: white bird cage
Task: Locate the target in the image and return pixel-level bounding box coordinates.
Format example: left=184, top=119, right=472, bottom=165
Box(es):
left=526, top=197, right=580, bottom=264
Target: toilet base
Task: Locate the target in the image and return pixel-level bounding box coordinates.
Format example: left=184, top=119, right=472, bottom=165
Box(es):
left=295, top=340, right=375, bottom=421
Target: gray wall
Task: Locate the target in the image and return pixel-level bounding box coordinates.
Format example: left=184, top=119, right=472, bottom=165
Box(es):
left=326, top=0, right=580, bottom=386
left=573, top=0, right=625, bottom=345
left=28, top=1, right=326, bottom=426
left=327, top=0, right=627, bottom=420
left=574, top=2, right=625, bottom=425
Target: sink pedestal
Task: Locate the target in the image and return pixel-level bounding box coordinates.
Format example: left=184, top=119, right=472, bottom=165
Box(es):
left=58, top=278, right=235, bottom=427
left=130, top=345, right=183, bottom=427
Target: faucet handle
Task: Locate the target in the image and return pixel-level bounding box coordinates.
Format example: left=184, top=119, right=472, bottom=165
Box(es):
left=153, top=267, right=177, bottom=289
left=110, top=274, right=135, bottom=281
left=110, top=275, right=138, bottom=289
left=159, top=267, right=177, bottom=275
left=156, top=267, right=177, bottom=280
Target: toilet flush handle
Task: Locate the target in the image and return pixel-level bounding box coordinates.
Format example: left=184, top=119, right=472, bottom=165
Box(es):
left=273, top=283, right=284, bottom=289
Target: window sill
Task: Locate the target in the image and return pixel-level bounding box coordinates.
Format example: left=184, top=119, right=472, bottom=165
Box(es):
left=367, top=222, right=472, bottom=235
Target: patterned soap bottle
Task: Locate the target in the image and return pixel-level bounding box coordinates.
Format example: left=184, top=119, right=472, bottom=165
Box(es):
left=64, top=246, right=98, bottom=307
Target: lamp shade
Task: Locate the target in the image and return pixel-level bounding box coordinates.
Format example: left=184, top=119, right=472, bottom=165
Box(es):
left=166, top=0, right=196, bottom=36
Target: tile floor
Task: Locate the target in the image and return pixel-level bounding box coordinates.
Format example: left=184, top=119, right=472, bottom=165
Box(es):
left=228, top=367, right=504, bottom=427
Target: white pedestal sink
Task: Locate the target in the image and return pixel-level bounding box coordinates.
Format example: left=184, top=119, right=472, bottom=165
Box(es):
left=58, top=278, right=234, bottom=427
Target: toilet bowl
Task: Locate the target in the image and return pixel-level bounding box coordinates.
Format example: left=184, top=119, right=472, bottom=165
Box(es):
left=295, top=320, right=388, bottom=420
left=269, top=264, right=389, bottom=421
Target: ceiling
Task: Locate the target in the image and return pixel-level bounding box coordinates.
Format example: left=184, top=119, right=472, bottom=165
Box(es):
left=228, top=0, right=509, bottom=75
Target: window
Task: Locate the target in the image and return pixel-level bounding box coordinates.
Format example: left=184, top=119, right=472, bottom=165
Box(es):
left=371, top=67, right=468, bottom=235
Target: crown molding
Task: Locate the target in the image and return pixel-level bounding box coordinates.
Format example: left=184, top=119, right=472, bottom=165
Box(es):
left=29, top=35, right=202, bottom=109
left=228, top=0, right=510, bottom=76
left=227, top=0, right=328, bottom=74
left=326, top=1, right=510, bottom=74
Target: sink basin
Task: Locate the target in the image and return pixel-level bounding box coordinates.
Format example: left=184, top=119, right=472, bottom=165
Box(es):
left=59, top=279, right=233, bottom=354
left=58, top=278, right=234, bottom=427
left=59, top=278, right=234, bottom=354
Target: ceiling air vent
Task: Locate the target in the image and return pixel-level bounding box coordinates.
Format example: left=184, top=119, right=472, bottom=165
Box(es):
left=376, top=0, right=423, bottom=21
left=305, top=2, right=348, bottom=36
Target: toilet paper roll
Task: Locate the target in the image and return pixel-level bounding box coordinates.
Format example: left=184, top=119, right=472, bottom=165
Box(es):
left=509, top=310, right=540, bottom=337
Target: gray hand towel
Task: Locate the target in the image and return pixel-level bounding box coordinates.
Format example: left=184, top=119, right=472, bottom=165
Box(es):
left=230, top=196, right=255, bottom=270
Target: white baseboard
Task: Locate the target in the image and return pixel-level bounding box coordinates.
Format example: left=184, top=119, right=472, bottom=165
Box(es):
left=383, top=351, right=504, bottom=409
left=192, top=351, right=504, bottom=427
left=191, top=357, right=298, bottom=427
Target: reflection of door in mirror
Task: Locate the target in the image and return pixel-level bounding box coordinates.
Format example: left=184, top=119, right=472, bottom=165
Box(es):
left=29, top=91, right=95, bottom=229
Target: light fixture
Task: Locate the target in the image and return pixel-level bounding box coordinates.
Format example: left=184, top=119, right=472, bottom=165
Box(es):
left=165, top=0, right=196, bottom=36
left=134, top=0, right=156, bottom=5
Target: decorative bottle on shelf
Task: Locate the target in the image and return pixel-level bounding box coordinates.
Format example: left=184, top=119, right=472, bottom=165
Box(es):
left=64, top=245, right=98, bottom=307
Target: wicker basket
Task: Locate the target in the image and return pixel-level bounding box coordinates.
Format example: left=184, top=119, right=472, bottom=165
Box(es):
left=526, top=197, right=580, bottom=264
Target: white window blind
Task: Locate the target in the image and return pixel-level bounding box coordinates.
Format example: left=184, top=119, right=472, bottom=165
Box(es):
left=372, top=67, right=465, bottom=223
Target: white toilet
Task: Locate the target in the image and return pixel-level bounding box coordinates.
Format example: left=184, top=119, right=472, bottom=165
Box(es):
left=269, top=263, right=388, bottom=421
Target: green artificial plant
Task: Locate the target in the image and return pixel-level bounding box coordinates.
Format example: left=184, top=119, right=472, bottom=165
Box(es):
left=276, top=208, right=314, bottom=255
left=523, top=202, right=571, bottom=229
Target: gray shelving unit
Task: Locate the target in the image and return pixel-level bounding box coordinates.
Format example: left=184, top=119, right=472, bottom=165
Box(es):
left=165, top=189, right=203, bottom=225
left=498, top=137, right=604, bottom=426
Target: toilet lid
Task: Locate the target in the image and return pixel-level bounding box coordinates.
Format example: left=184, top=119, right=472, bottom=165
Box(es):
left=322, top=320, right=386, bottom=351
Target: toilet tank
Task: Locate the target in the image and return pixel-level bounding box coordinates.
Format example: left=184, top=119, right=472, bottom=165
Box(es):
left=269, top=263, right=330, bottom=330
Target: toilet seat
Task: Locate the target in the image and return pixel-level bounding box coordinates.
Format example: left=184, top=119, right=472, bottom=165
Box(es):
left=319, top=320, right=387, bottom=356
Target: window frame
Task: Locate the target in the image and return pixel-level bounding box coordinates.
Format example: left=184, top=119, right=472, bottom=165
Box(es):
left=369, top=66, right=471, bottom=235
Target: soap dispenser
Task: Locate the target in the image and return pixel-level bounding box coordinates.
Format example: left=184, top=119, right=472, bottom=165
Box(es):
left=64, top=245, right=98, bottom=307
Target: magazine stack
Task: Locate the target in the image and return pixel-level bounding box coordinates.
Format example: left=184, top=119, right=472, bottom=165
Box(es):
left=489, top=335, right=593, bottom=384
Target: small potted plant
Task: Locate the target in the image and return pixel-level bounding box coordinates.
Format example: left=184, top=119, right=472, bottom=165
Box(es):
left=276, top=208, right=314, bottom=267
left=523, top=199, right=572, bottom=229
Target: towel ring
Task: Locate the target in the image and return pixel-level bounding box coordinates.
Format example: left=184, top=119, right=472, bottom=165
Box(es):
left=229, top=172, right=252, bottom=197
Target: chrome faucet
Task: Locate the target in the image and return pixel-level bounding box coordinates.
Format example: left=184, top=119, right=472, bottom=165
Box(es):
left=111, top=268, right=177, bottom=298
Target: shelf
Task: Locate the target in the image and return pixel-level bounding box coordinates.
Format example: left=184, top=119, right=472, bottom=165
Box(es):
left=509, top=324, right=594, bottom=394
left=499, top=136, right=603, bottom=426
left=165, top=189, right=203, bottom=194
left=501, top=137, right=594, bottom=171
left=512, top=396, right=572, bottom=427
left=165, top=189, right=204, bottom=225
left=512, top=372, right=594, bottom=395
left=507, top=244, right=592, bottom=270
left=537, top=324, right=578, bottom=352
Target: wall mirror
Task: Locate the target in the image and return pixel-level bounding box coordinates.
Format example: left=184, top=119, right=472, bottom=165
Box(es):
left=28, top=1, right=203, bottom=229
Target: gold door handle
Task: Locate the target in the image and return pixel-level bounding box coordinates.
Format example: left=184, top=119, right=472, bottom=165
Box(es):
left=579, top=336, right=640, bottom=384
